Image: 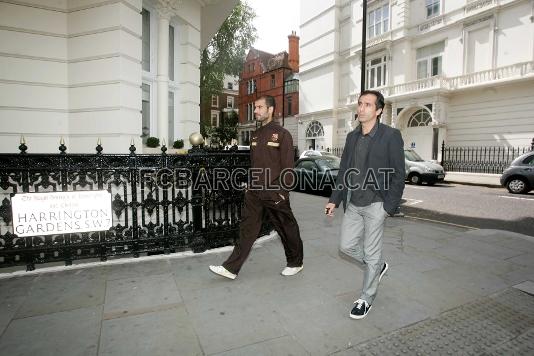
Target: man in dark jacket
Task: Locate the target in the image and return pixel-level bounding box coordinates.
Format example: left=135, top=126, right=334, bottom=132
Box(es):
left=324, top=90, right=405, bottom=319
left=209, top=95, right=303, bottom=280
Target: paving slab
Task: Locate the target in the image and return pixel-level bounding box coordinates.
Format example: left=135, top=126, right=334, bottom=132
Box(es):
left=103, top=273, right=182, bottom=318
left=514, top=280, right=534, bottom=295
left=15, top=268, right=106, bottom=318
left=100, top=306, right=202, bottom=356
left=182, top=283, right=287, bottom=355
left=213, top=335, right=309, bottom=356
left=0, top=305, right=102, bottom=356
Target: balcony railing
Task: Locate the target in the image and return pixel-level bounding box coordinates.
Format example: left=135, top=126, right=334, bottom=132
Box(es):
left=346, top=61, right=534, bottom=104
left=448, top=61, right=533, bottom=89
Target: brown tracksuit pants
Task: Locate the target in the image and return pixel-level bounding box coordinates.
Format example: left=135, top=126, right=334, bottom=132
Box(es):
left=222, top=190, right=303, bottom=275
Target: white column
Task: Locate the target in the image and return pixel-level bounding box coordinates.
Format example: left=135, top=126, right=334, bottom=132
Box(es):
left=157, top=13, right=170, bottom=143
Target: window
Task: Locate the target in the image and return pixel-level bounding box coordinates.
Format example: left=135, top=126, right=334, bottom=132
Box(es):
left=247, top=80, right=256, bottom=94
left=523, top=154, right=534, bottom=166
left=305, top=121, right=324, bottom=138
left=227, top=82, right=233, bottom=90
left=366, top=56, right=387, bottom=88
left=227, top=96, right=234, bottom=108
left=248, top=63, right=255, bottom=72
left=416, top=42, right=444, bottom=79
left=141, top=84, right=150, bottom=141
left=271, top=74, right=276, bottom=88
left=169, top=25, right=174, bottom=81
left=211, top=111, right=219, bottom=127
left=247, top=103, right=254, bottom=121
left=142, top=9, right=150, bottom=71
left=211, top=95, right=219, bottom=107
left=368, top=4, right=389, bottom=39
left=426, top=0, right=440, bottom=18
left=407, top=109, right=432, bottom=127
left=296, top=161, right=318, bottom=171
left=287, top=96, right=292, bottom=116
left=284, top=79, right=298, bottom=93
left=168, top=91, right=174, bottom=143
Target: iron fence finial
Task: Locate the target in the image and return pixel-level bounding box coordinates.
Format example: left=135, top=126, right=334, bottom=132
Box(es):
left=59, top=137, right=67, bottom=154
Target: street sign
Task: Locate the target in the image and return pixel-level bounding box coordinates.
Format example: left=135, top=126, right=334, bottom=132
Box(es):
left=11, top=190, right=112, bottom=237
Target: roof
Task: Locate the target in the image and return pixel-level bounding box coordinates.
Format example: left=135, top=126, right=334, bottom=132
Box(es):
left=246, top=48, right=289, bottom=73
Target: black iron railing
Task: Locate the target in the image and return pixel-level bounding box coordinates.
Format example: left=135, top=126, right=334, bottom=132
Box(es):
left=0, top=142, right=263, bottom=271
left=441, top=140, right=534, bottom=174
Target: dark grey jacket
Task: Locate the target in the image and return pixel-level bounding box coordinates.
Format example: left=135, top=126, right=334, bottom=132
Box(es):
left=328, top=122, right=405, bottom=215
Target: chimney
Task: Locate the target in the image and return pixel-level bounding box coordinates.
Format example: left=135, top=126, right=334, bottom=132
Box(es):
left=288, top=31, right=299, bottom=73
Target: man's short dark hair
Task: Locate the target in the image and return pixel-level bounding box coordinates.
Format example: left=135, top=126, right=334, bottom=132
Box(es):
left=359, top=90, right=385, bottom=118
left=258, top=95, right=276, bottom=112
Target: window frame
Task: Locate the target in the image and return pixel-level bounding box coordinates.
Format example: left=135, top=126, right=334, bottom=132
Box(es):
left=211, top=95, right=219, bottom=108
left=227, top=96, right=234, bottom=109
left=367, top=3, right=390, bottom=39
left=141, top=8, right=150, bottom=72
left=425, top=0, right=440, bottom=18
left=210, top=111, right=220, bottom=127
left=366, top=55, right=388, bottom=89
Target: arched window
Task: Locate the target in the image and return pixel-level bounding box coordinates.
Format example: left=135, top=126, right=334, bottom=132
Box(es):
left=305, top=121, right=324, bottom=138
left=407, top=109, right=431, bottom=127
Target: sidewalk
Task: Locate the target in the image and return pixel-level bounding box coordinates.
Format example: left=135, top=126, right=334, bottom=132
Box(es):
left=444, top=171, right=502, bottom=187
left=0, top=192, right=533, bottom=355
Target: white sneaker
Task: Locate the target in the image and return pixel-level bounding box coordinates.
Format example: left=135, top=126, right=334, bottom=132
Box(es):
left=281, top=266, right=303, bottom=276
left=209, top=265, right=237, bottom=280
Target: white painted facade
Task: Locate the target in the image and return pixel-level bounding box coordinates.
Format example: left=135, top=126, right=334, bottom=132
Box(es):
left=0, top=0, right=237, bottom=153
left=299, top=0, right=534, bottom=160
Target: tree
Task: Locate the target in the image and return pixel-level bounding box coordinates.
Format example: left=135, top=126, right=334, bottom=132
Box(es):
left=200, top=1, right=257, bottom=105
left=206, top=111, right=239, bottom=147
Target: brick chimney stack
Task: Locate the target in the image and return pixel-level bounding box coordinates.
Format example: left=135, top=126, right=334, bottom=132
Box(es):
left=288, top=31, right=299, bottom=73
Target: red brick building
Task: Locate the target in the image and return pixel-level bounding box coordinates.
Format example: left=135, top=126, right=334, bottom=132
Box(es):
left=200, top=75, right=239, bottom=146
left=238, top=32, right=299, bottom=145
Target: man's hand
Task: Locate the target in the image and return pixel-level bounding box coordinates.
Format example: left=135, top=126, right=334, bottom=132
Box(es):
left=324, top=203, right=336, bottom=217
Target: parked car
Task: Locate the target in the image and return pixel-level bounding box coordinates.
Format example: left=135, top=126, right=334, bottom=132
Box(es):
left=500, top=151, right=534, bottom=194
left=224, top=144, right=250, bottom=151
left=294, top=156, right=340, bottom=194
left=299, top=150, right=337, bottom=159
left=404, top=149, right=445, bottom=185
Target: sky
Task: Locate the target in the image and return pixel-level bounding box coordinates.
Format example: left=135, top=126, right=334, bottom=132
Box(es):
left=246, top=0, right=300, bottom=54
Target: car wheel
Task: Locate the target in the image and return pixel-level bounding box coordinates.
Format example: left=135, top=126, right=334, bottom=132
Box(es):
left=506, top=177, right=529, bottom=194
left=408, top=173, right=422, bottom=185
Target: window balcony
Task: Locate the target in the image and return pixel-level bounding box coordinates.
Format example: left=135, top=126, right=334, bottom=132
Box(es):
left=345, top=61, right=534, bottom=104
left=367, top=31, right=392, bottom=48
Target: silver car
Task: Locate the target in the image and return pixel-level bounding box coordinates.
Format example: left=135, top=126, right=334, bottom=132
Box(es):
left=404, top=149, right=445, bottom=185
left=500, top=151, right=534, bottom=194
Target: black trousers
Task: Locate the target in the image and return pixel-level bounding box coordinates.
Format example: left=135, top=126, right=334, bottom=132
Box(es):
left=223, top=190, right=303, bottom=274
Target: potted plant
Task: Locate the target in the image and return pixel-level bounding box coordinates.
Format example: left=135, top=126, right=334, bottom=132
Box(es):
left=172, top=139, right=184, bottom=149
left=146, top=137, right=160, bottom=148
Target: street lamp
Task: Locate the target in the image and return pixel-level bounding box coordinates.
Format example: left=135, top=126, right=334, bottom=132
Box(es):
left=361, top=0, right=368, bottom=93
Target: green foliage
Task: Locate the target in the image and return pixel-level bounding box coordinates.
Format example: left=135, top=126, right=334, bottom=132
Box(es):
left=172, top=139, right=184, bottom=149
left=206, top=111, right=239, bottom=147
left=200, top=1, right=257, bottom=104
left=146, top=137, right=160, bottom=148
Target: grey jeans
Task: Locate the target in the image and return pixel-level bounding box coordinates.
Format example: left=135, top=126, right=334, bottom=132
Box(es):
left=339, top=201, right=388, bottom=305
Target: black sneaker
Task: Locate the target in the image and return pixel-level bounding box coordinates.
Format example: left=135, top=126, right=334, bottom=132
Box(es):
left=379, top=261, right=388, bottom=282
left=350, top=299, right=372, bottom=319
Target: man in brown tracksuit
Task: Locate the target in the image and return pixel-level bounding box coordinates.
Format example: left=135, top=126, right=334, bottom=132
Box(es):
left=209, top=95, right=303, bottom=279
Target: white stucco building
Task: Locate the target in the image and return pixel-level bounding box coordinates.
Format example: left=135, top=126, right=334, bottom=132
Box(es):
left=0, top=0, right=237, bottom=153
left=299, top=0, right=534, bottom=160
